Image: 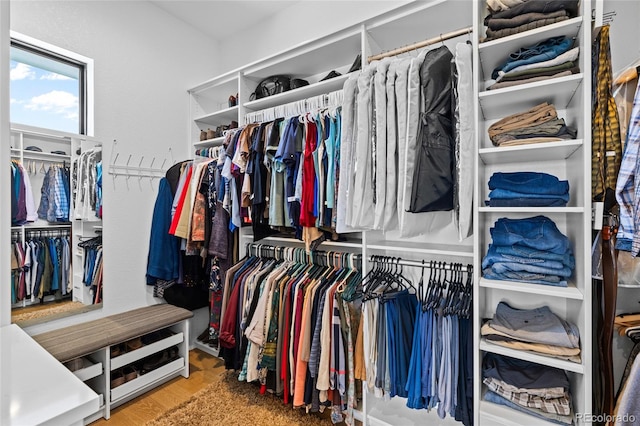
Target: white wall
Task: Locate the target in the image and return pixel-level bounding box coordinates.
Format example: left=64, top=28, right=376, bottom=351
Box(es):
left=9, top=0, right=219, bottom=333
left=0, top=1, right=10, bottom=327
left=218, top=0, right=409, bottom=73
left=606, top=0, right=640, bottom=75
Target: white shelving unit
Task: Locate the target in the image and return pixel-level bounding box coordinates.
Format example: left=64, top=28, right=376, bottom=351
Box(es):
left=187, top=2, right=476, bottom=426
left=473, top=2, right=592, bottom=426
left=9, top=123, right=103, bottom=310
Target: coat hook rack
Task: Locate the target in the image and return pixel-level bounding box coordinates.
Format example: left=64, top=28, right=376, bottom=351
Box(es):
left=107, top=139, right=171, bottom=180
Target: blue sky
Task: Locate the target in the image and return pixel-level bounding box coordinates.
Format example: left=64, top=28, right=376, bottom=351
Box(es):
left=10, top=60, right=80, bottom=134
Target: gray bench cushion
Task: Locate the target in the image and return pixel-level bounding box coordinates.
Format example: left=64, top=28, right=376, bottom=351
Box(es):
left=32, top=304, right=193, bottom=362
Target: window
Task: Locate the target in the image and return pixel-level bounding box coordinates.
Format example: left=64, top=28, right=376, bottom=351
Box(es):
left=9, top=32, right=92, bottom=135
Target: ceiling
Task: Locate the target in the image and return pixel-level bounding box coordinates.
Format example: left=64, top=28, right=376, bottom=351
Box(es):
left=150, top=1, right=295, bottom=40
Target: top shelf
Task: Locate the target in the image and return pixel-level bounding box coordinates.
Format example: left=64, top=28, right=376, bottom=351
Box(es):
left=478, top=17, right=583, bottom=80
left=243, top=74, right=350, bottom=112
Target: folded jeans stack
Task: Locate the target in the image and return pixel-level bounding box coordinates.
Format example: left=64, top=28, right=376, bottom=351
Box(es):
left=482, top=215, right=574, bottom=287
left=483, top=352, right=574, bottom=425
left=488, top=102, right=577, bottom=147
left=485, top=171, right=570, bottom=207
left=482, top=301, right=581, bottom=363
left=483, top=0, right=580, bottom=42
left=488, top=35, right=580, bottom=90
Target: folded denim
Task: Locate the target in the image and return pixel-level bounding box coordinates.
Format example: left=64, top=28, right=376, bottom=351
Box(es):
left=497, top=47, right=580, bottom=81
left=483, top=390, right=573, bottom=425
left=486, top=0, right=579, bottom=21
left=489, top=191, right=569, bottom=203
left=489, top=172, right=569, bottom=195
left=483, top=268, right=568, bottom=287
left=486, top=9, right=569, bottom=30
left=485, top=16, right=570, bottom=41
left=490, top=215, right=571, bottom=254
left=486, top=197, right=568, bottom=207
left=491, top=261, right=572, bottom=278
left=492, top=36, right=574, bottom=79
left=482, top=244, right=568, bottom=270
left=483, top=352, right=571, bottom=390
left=488, top=102, right=558, bottom=140
left=491, top=301, right=580, bottom=348
left=493, top=243, right=575, bottom=268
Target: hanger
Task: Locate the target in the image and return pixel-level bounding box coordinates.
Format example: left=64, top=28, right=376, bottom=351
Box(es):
left=614, top=58, right=640, bottom=86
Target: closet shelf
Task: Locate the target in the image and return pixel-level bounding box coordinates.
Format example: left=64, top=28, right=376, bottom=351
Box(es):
left=11, top=149, right=72, bottom=161
left=478, top=207, right=585, bottom=214
left=194, top=105, right=239, bottom=126
left=72, top=360, right=103, bottom=382
left=243, top=74, right=351, bottom=111
left=12, top=224, right=72, bottom=230
left=480, top=339, right=584, bottom=374
left=478, top=16, right=583, bottom=79
left=478, top=74, right=583, bottom=120
left=478, top=139, right=583, bottom=165
left=479, top=277, right=584, bottom=300
left=193, top=340, right=219, bottom=357
left=193, top=136, right=225, bottom=148
left=110, top=357, right=185, bottom=403
left=479, top=398, right=560, bottom=426
left=366, top=242, right=474, bottom=258
left=111, top=331, right=183, bottom=371
left=242, top=29, right=361, bottom=79
left=256, top=235, right=364, bottom=250
left=367, top=395, right=462, bottom=426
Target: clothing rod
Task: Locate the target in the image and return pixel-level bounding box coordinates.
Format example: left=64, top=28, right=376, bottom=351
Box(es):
left=367, top=26, right=473, bottom=63
left=367, top=256, right=472, bottom=273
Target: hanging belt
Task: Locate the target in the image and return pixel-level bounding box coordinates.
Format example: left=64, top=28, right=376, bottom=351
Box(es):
left=601, top=221, right=618, bottom=415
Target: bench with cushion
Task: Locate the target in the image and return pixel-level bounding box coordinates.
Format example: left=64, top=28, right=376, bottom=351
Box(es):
left=32, top=304, right=193, bottom=423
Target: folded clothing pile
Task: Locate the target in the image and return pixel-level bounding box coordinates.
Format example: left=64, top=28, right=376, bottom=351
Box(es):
left=488, top=102, right=577, bottom=147
left=483, top=0, right=580, bottom=42
left=483, top=352, right=574, bottom=425
left=485, top=171, right=570, bottom=207
left=482, top=215, right=574, bottom=287
left=488, top=35, right=580, bottom=90
left=482, top=301, right=581, bottom=363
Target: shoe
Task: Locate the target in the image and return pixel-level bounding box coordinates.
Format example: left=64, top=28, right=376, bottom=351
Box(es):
left=110, top=344, right=123, bottom=358
left=348, top=53, right=362, bottom=73
left=196, top=329, right=207, bottom=341
left=111, top=370, right=125, bottom=388
left=123, top=365, right=138, bottom=382
left=125, top=337, right=143, bottom=351
left=141, top=350, right=169, bottom=373
left=64, top=357, right=86, bottom=372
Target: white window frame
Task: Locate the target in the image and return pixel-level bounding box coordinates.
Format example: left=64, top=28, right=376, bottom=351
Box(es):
left=9, top=30, right=94, bottom=136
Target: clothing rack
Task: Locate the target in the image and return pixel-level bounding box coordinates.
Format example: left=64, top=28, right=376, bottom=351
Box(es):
left=367, top=25, right=473, bottom=63
left=245, top=243, right=472, bottom=273
left=245, top=242, right=361, bottom=269
left=244, top=90, right=343, bottom=124
left=369, top=255, right=473, bottom=273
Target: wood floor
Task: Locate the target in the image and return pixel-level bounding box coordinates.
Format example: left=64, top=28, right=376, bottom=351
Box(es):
left=92, top=348, right=225, bottom=425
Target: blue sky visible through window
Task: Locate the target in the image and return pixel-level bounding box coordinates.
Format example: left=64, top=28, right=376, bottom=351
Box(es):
left=10, top=47, right=81, bottom=134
